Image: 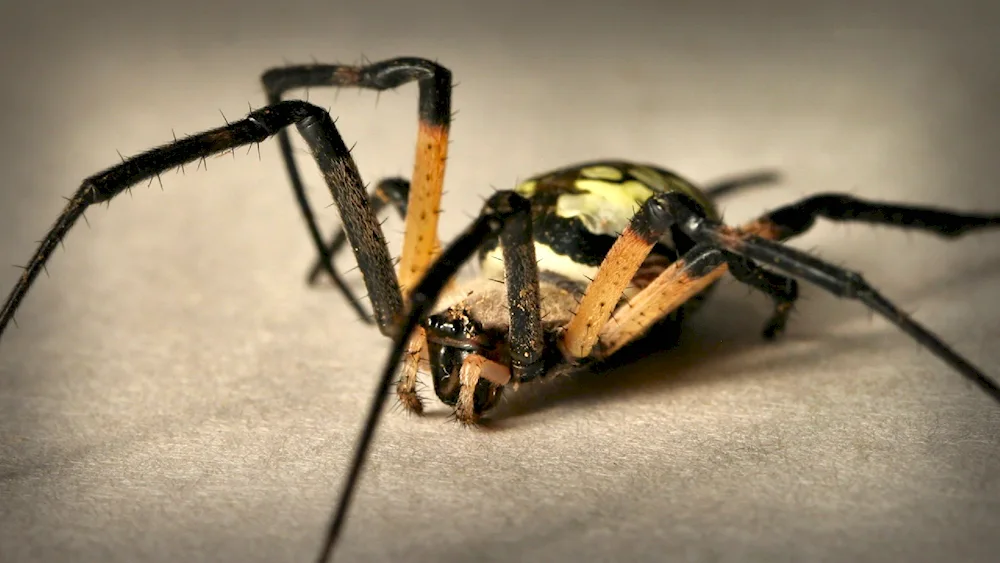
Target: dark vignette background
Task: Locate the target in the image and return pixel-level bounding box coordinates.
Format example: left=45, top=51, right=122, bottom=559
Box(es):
left=1, top=1, right=999, bottom=562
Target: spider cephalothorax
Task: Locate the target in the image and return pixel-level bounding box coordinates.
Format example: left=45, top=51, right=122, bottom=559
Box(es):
left=1, top=56, right=999, bottom=563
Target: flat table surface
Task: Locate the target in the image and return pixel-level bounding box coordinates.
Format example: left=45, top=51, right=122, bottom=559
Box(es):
left=1, top=2, right=999, bottom=562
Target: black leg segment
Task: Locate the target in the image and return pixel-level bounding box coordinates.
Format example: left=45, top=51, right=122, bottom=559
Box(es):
left=674, top=208, right=1000, bottom=406
left=494, top=192, right=545, bottom=382
left=294, top=113, right=404, bottom=333
left=314, top=190, right=535, bottom=563
left=306, top=177, right=410, bottom=289
left=702, top=170, right=781, bottom=200
left=0, top=100, right=403, bottom=340
left=760, top=193, right=1000, bottom=241
left=261, top=58, right=451, bottom=302
left=724, top=253, right=800, bottom=339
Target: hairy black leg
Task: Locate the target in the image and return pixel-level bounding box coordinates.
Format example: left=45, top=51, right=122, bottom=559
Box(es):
left=305, top=177, right=410, bottom=288
left=755, top=193, right=1000, bottom=241
left=262, top=57, right=452, bottom=297
left=702, top=170, right=780, bottom=200
left=724, top=254, right=799, bottom=339
left=294, top=113, right=404, bottom=333
left=0, top=100, right=402, bottom=339
left=495, top=192, right=545, bottom=382
left=314, top=191, right=533, bottom=563
left=672, top=208, right=1000, bottom=405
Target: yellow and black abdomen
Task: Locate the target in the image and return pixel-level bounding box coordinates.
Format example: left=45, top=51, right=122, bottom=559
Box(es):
left=478, top=160, right=717, bottom=293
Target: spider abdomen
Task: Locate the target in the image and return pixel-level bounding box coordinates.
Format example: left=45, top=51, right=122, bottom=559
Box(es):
left=478, top=160, right=716, bottom=294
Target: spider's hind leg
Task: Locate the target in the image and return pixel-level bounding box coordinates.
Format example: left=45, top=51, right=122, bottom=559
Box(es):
left=750, top=193, right=1000, bottom=242
left=680, top=208, right=1000, bottom=405
left=725, top=254, right=799, bottom=340
left=740, top=193, right=1000, bottom=339
left=702, top=170, right=781, bottom=200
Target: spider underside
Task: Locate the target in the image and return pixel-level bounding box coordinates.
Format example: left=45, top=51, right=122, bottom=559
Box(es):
left=1, top=56, right=1000, bottom=563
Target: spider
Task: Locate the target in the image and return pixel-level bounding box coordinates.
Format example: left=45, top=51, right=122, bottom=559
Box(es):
left=2, top=57, right=1000, bottom=563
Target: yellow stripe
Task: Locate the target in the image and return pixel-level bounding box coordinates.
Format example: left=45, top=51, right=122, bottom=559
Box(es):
left=580, top=165, right=624, bottom=181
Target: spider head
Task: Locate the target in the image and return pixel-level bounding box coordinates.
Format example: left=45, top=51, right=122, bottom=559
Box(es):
left=424, top=308, right=505, bottom=414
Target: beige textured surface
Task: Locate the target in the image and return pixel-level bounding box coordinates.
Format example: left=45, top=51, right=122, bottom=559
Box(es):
left=1, top=1, right=1000, bottom=562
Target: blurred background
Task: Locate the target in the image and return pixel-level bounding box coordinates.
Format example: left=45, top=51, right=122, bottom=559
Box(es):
left=1, top=1, right=999, bottom=562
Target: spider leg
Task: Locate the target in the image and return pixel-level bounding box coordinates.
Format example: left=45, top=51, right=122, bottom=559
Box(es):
left=725, top=254, right=799, bottom=339
left=557, top=192, right=792, bottom=360
left=495, top=192, right=545, bottom=383
left=0, top=101, right=403, bottom=340
left=315, top=191, right=539, bottom=563
left=305, top=177, right=410, bottom=287
left=602, top=194, right=1000, bottom=355
left=598, top=244, right=727, bottom=356
left=748, top=193, right=1000, bottom=241
left=558, top=193, right=685, bottom=359
left=583, top=238, right=800, bottom=358
left=702, top=170, right=781, bottom=200
left=262, top=58, right=452, bottom=298
left=682, top=208, right=1000, bottom=405
left=453, top=353, right=513, bottom=424
left=399, top=185, right=543, bottom=414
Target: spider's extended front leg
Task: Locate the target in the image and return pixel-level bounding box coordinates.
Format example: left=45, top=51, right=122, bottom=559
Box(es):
left=0, top=101, right=404, bottom=341
left=262, top=58, right=452, bottom=319
left=316, top=190, right=542, bottom=561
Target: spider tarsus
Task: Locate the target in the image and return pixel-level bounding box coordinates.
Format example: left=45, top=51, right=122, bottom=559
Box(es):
left=396, top=389, right=424, bottom=415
